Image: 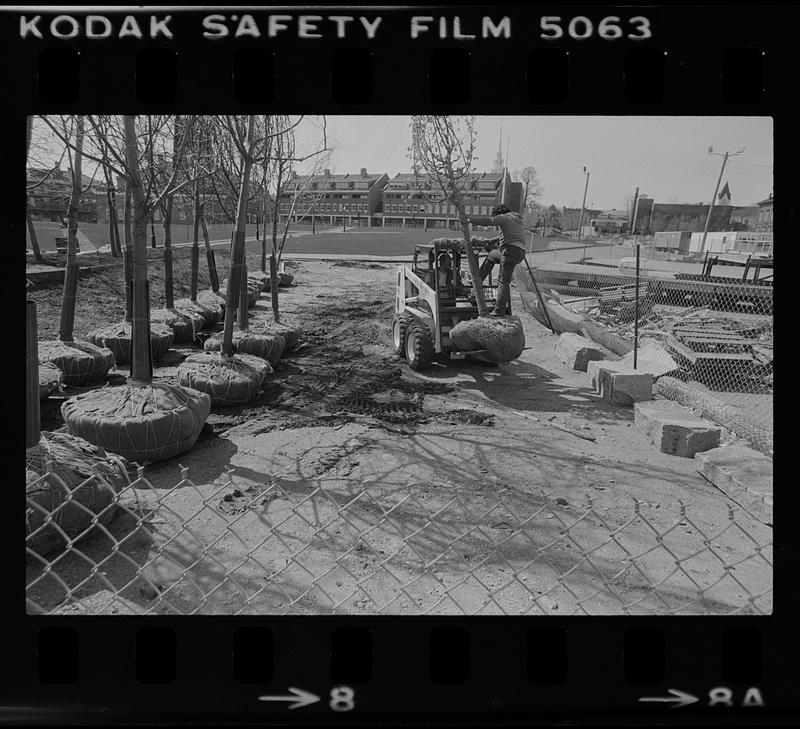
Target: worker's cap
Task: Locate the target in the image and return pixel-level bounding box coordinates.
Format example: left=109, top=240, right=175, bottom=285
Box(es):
left=491, top=204, right=511, bottom=216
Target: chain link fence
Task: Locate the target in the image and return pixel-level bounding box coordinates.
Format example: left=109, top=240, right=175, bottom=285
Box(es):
left=26, top=462, right=773, bottom=616
left=518, top=250, right=773, bottom=455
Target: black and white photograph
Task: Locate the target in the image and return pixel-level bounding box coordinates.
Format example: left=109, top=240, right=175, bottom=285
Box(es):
left=25, top=113, right=773, bottom=616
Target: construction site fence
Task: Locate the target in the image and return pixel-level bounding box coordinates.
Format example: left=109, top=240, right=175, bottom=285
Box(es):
left=26, top=464, right=772, bottom=616
left=521, top=254, right=773, bottom=456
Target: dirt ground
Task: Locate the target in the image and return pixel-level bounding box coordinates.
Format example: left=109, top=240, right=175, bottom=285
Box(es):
left=27, top=252, right=773, bottom=616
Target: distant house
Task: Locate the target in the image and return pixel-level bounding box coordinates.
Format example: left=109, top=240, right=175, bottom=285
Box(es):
left=729, top=206, right=759, bottom=230
left=755, top=194, right=773, bottom=232
left=26, top=167, right=111, bottom=223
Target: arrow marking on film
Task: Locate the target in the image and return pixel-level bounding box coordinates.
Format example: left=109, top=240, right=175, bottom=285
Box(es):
left=257, top=687, right=320, bottom=710
left=638, top=688, right=699, bottom=709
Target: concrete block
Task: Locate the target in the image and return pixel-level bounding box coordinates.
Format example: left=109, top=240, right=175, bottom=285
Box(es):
left=634, top=399, right=721, bottom=457
left=555, top=333, right=606, bottom=372
left=588, top=360, right=652, bottom=406
left=695, top=445, right=773, bottom=525
left=587, top=360, right=629, bottom=392
left=619, top=340, right=681, bottom=379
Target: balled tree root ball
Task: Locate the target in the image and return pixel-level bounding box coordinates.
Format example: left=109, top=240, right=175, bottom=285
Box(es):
left=449, top=315, right=526, bottom=363
left=177, top=352, right=272, bottom=407
left=174, top=297, right=223, bottom=328
left=261, top=321, right=301, bottom=352
left=39, top=339, right=116, bottom=387
left=196, top=289, right=227, bottom=316
left=249, top=273, right=269, bottom=292
left=61, top=382, right=211, bottom=464
left=150, top=307, right=206, bottom=344
left=87, top=321, right=174, bottom=365
left=26, top=431, right=132, bottom=557
left=204, top=330, right=285, bottom=366
left=221, top=279, right=259, bottom=308
left=278, top=271, right=294, bottom=287
left=39, top=363, right=63, bottom=400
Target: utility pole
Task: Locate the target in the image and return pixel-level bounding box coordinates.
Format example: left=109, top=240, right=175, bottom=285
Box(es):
left=576, top=167, right=590, bottom=241
left=629, top=186, right=640, bottom=234
left=699, top=146, right=744, bottom=253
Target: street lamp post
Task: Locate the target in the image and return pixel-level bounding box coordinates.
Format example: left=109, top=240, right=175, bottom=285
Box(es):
left=576, top=167, right=590, bottom=243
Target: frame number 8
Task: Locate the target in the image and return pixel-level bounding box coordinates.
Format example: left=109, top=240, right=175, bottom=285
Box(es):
left=330, top=686, right=355, bottom=712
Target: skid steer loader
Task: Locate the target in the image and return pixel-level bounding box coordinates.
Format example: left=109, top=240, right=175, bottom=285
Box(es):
left=392, top=238, right=505, bottom=370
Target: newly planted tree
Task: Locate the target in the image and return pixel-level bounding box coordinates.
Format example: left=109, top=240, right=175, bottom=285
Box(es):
left=62, top=115, right=211, bottom=464
left=84, top=115, right=174, bottom=364
left=148, top=115, right=206, bottom=341
left=179, top=115, right=273, bottom=404
left=38, top=115, right=116, bottom=386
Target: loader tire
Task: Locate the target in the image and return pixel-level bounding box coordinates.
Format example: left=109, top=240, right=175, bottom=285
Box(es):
left=405, top=321, right=434, bottom=371
left=392, top=312, right=414, bottom=357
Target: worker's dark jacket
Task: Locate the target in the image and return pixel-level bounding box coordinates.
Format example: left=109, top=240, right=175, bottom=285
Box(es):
left=470, top=212, right=527, bottom=251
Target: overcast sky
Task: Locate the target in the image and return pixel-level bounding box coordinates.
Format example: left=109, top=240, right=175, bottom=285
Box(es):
left=296, top=115, right=773, bottom=210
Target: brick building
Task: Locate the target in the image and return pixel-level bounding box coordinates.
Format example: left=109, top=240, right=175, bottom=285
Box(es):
left=27, top=167, right=107, bottom=223
left=380, top=170, right=522, bottom=230
left=278, top=168, right=389, bottom=227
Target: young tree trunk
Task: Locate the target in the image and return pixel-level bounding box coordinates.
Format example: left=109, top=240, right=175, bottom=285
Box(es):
left=26, top=205, right=44, bottom=262
left=26, top=116, right=44, bottom=262
left=123, top=183, right=134, bottom=321
left=26, top=300, right=41, bottom=448
left=200, top=210, right=220, bottom=292
left=190, top=183, right=200, bottom=301
left=270, top=253, right=280, bottom=323
left=162, top=199, right=175, bottom=309
left=59, top=115, right=84, bottom=343
left=454, top=196, right=487, bottom=316
left=124, top=115, right=154, bottom=385
left=269, top=166, right=283, bottom=316
left=108, top=191, right=122, bottom=257
left=238, top=258, right=248, bottom=331
left=221, top=116, right=256, bottom=357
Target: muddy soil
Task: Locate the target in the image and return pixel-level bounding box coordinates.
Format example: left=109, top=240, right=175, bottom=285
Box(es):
left=27, top=259, right=772, bottom=616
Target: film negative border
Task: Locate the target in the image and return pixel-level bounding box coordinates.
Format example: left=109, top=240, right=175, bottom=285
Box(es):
left=4, top=3, right=793, bottom=724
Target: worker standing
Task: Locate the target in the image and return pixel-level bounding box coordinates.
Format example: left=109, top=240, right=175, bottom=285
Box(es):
left=468, top=204, right=527, bottom=317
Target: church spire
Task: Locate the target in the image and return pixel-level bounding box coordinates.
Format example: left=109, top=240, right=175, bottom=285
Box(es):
left=493, top=123, right=505, bottom=173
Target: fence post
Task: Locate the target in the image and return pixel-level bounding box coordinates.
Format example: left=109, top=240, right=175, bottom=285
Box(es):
left=27, top=300, right=41, bottom=449
left=633, top=243, right=640, bottom=370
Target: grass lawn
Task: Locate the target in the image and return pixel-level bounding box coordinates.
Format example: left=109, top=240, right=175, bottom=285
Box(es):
left=276, top=228, right=459, bottom=256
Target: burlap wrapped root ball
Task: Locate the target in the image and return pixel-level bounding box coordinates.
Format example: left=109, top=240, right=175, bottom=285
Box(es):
left=150, top=307, right=206, bottom=344
left=174, top=297, right=222, bottom=328
left=262, top=272, right=294, bottom=292
left=87, top=321, right=174, bottom=365
left=177, top=352, right=272, bottom=406
left=39, top=363, right=63, bottom=400
left=61, top=382, right=211, bottom=464
left=196, top=289, right=227, bottom=316
left=203, top=330, right=285, bottom=366
left=39, top=339, right=115, bottom=387
left=26, top=431, right=131, bottom=557
left=254, top=321, right=301, bottom=353
left=221, top=278, right=259, bottom=308
left=249, top=272, right=269, bottom=292
left=449, top=316, right=526, bottom=363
